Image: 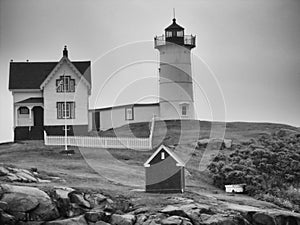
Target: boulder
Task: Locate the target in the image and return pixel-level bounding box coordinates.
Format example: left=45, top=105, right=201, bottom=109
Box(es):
left=179, top=204, right=209, bottom=225
left=110, top=214, right=136, bottom=225
left=0, top=166, right=9, bottom=176
left=0, top=211, right=16, bottom=225
left=201, top=214, right=239, bottom=225
left=67, top=203, right=88, bottom=218
left=1, top=192, right=39, bottom=212
left=161, top=216, right=185, bottom=225
left=6, top=173, right=20, bottom=182
left=133, top=207, right=151, bottom=215
left=181, top=203, right=213, bottom=214
left=160, top=205, right=187, bottom=217
left=84, top=193, right=107, bottom=208
left=50, top=186, right=74, bottom=217
left=17, top=221, right=45, bottom=225
left=95, top=221, right=111, bottom=225
left=0, top=184, right=59, bottom=221
left=161, top=204, right=213, bottom=225
left=0, top=200, right=8, bottom=211
left=223, top=139, right=232, bottom=148
left=44, top=215, right=87, bottom=225
left=85, top=209, right=106, bottom=223
left=15, top=171, right=37, bottom=182
left=69, top=191, right=91, bottom=209
left=252, top=212, right=276, bottom=225
left=135, top=214, right=148, bottom=225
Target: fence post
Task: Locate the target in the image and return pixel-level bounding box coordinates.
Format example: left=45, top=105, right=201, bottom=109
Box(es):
left=44, top=131, right=48, bottom=145
left=149, top=115, right=155, bottom=150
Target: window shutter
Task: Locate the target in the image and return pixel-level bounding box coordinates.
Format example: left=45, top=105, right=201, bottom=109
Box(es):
left=71, top=102, right=75, bottom=119
left=70, top=79, right=75, bottom=92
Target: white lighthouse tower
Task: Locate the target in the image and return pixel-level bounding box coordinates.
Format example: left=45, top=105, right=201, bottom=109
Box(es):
left=154, top=17, right=196, bottom=120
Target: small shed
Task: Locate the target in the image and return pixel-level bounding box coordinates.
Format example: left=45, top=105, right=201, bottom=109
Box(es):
left=225, top=184, right=245, bottom=193
left=144, top=145, right=185, bottom=193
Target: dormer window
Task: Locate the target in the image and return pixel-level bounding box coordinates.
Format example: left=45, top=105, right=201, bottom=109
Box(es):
left=56, top=75, right=75, bottom=92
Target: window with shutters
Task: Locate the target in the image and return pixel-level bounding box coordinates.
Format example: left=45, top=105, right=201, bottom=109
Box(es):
left=57, top=102, right=75, bottom=119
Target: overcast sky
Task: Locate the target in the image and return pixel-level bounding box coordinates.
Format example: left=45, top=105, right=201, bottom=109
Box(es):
left=0, top=0, right=299, bottom=143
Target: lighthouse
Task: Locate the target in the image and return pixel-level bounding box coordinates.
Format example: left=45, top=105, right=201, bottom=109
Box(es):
left=154, top=17, right=196, bottom=120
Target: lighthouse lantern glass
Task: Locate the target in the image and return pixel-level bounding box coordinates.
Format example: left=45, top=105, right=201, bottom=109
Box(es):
left=166, top=31, right=172, bottom=37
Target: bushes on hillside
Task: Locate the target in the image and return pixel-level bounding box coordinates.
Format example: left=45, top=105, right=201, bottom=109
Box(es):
left=208, top=129, right=300, bottom=210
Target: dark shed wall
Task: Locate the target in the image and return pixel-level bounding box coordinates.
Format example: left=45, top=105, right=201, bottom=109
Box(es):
left=145, top=152, right=184, bottom=193
left=146, top=167, right=184, bottom=193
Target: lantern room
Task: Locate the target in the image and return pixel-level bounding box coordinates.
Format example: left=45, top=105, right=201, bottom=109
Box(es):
left=154, top=17, right=196, bottom=49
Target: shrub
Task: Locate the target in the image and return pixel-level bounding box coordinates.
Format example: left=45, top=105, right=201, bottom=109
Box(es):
left=208, top=129, right=300, bottom=211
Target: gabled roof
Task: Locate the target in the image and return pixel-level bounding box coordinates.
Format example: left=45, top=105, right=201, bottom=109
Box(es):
left=39, top=57, right=91, bottom=92
left=9, top=60, right=91, bottom=90
left=16, top=97, right=43, bottom=104
left=144, top=144, right=185, bottom=167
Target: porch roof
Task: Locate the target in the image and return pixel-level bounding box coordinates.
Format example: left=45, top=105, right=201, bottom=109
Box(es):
left=16, top=97, right=44, bottom=104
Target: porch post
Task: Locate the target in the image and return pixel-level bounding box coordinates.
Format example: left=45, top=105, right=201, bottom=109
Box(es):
left=14, top=106, right=18, bottom=128
left=28, top=106, right=33, bottom=126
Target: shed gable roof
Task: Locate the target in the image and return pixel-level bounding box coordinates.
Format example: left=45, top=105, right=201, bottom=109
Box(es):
left=9, top=60, right=91, bottom=90
left=144, top=144, right=185, bottom=167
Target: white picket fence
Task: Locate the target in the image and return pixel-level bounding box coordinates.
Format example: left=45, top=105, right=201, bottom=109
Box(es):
left=44, top=117, right=155, bottom=150
left=45, top=134, right=151, bottom=150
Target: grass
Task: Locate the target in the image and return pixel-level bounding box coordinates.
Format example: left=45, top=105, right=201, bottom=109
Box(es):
left=0, top=120, right=299, bottom=212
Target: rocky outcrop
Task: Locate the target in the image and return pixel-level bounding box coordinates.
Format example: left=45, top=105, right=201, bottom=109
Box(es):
left=44, top=215, right=88, bottom=225
left=0, top=166, right=51, bottom=183
left=111, top=214, right=136, bottom=225
left=1, top=184, right=300, bottom=225
left=0, top=184, right=59, bottom=221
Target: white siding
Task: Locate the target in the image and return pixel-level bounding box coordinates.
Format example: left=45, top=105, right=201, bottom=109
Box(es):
left=43, top=62, right=89, bottom=126
left=91, top=105, right=159, bottom=131
left=158, top=44, right=195, bottom=120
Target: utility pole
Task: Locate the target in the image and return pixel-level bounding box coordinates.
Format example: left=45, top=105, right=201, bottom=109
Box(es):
left=63, top=72, right=68, bottom=151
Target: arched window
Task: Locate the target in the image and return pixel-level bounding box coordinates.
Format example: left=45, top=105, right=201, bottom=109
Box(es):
left=19, top=107, right=29, bottom=114
left=56, top=75, right=75, bottom=92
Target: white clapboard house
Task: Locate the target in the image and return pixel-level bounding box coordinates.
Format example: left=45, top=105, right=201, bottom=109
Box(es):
left=9, top=46, right=91, bottom=140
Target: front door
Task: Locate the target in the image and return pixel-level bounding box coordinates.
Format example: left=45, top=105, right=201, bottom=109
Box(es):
left=33, top=106, right=44, bottom=126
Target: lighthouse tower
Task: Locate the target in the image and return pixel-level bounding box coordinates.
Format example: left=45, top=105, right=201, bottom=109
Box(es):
left=154, top=17, right=196, bottom=120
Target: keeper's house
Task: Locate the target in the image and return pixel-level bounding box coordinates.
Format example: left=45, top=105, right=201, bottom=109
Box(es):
left=9, top=46, right=91, bottom=140
left=144, top=145, right=185, bottom=193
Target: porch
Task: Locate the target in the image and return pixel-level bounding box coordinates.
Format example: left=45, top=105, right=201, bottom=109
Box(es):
left=14, top=97, right=44, bottom=140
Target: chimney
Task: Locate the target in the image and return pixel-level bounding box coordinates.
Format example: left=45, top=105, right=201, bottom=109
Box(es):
left=63, top=45, right=68, bottom=57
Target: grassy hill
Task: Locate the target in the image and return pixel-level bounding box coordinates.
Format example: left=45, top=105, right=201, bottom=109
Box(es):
left=1, top=120, right=299, bottom=212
